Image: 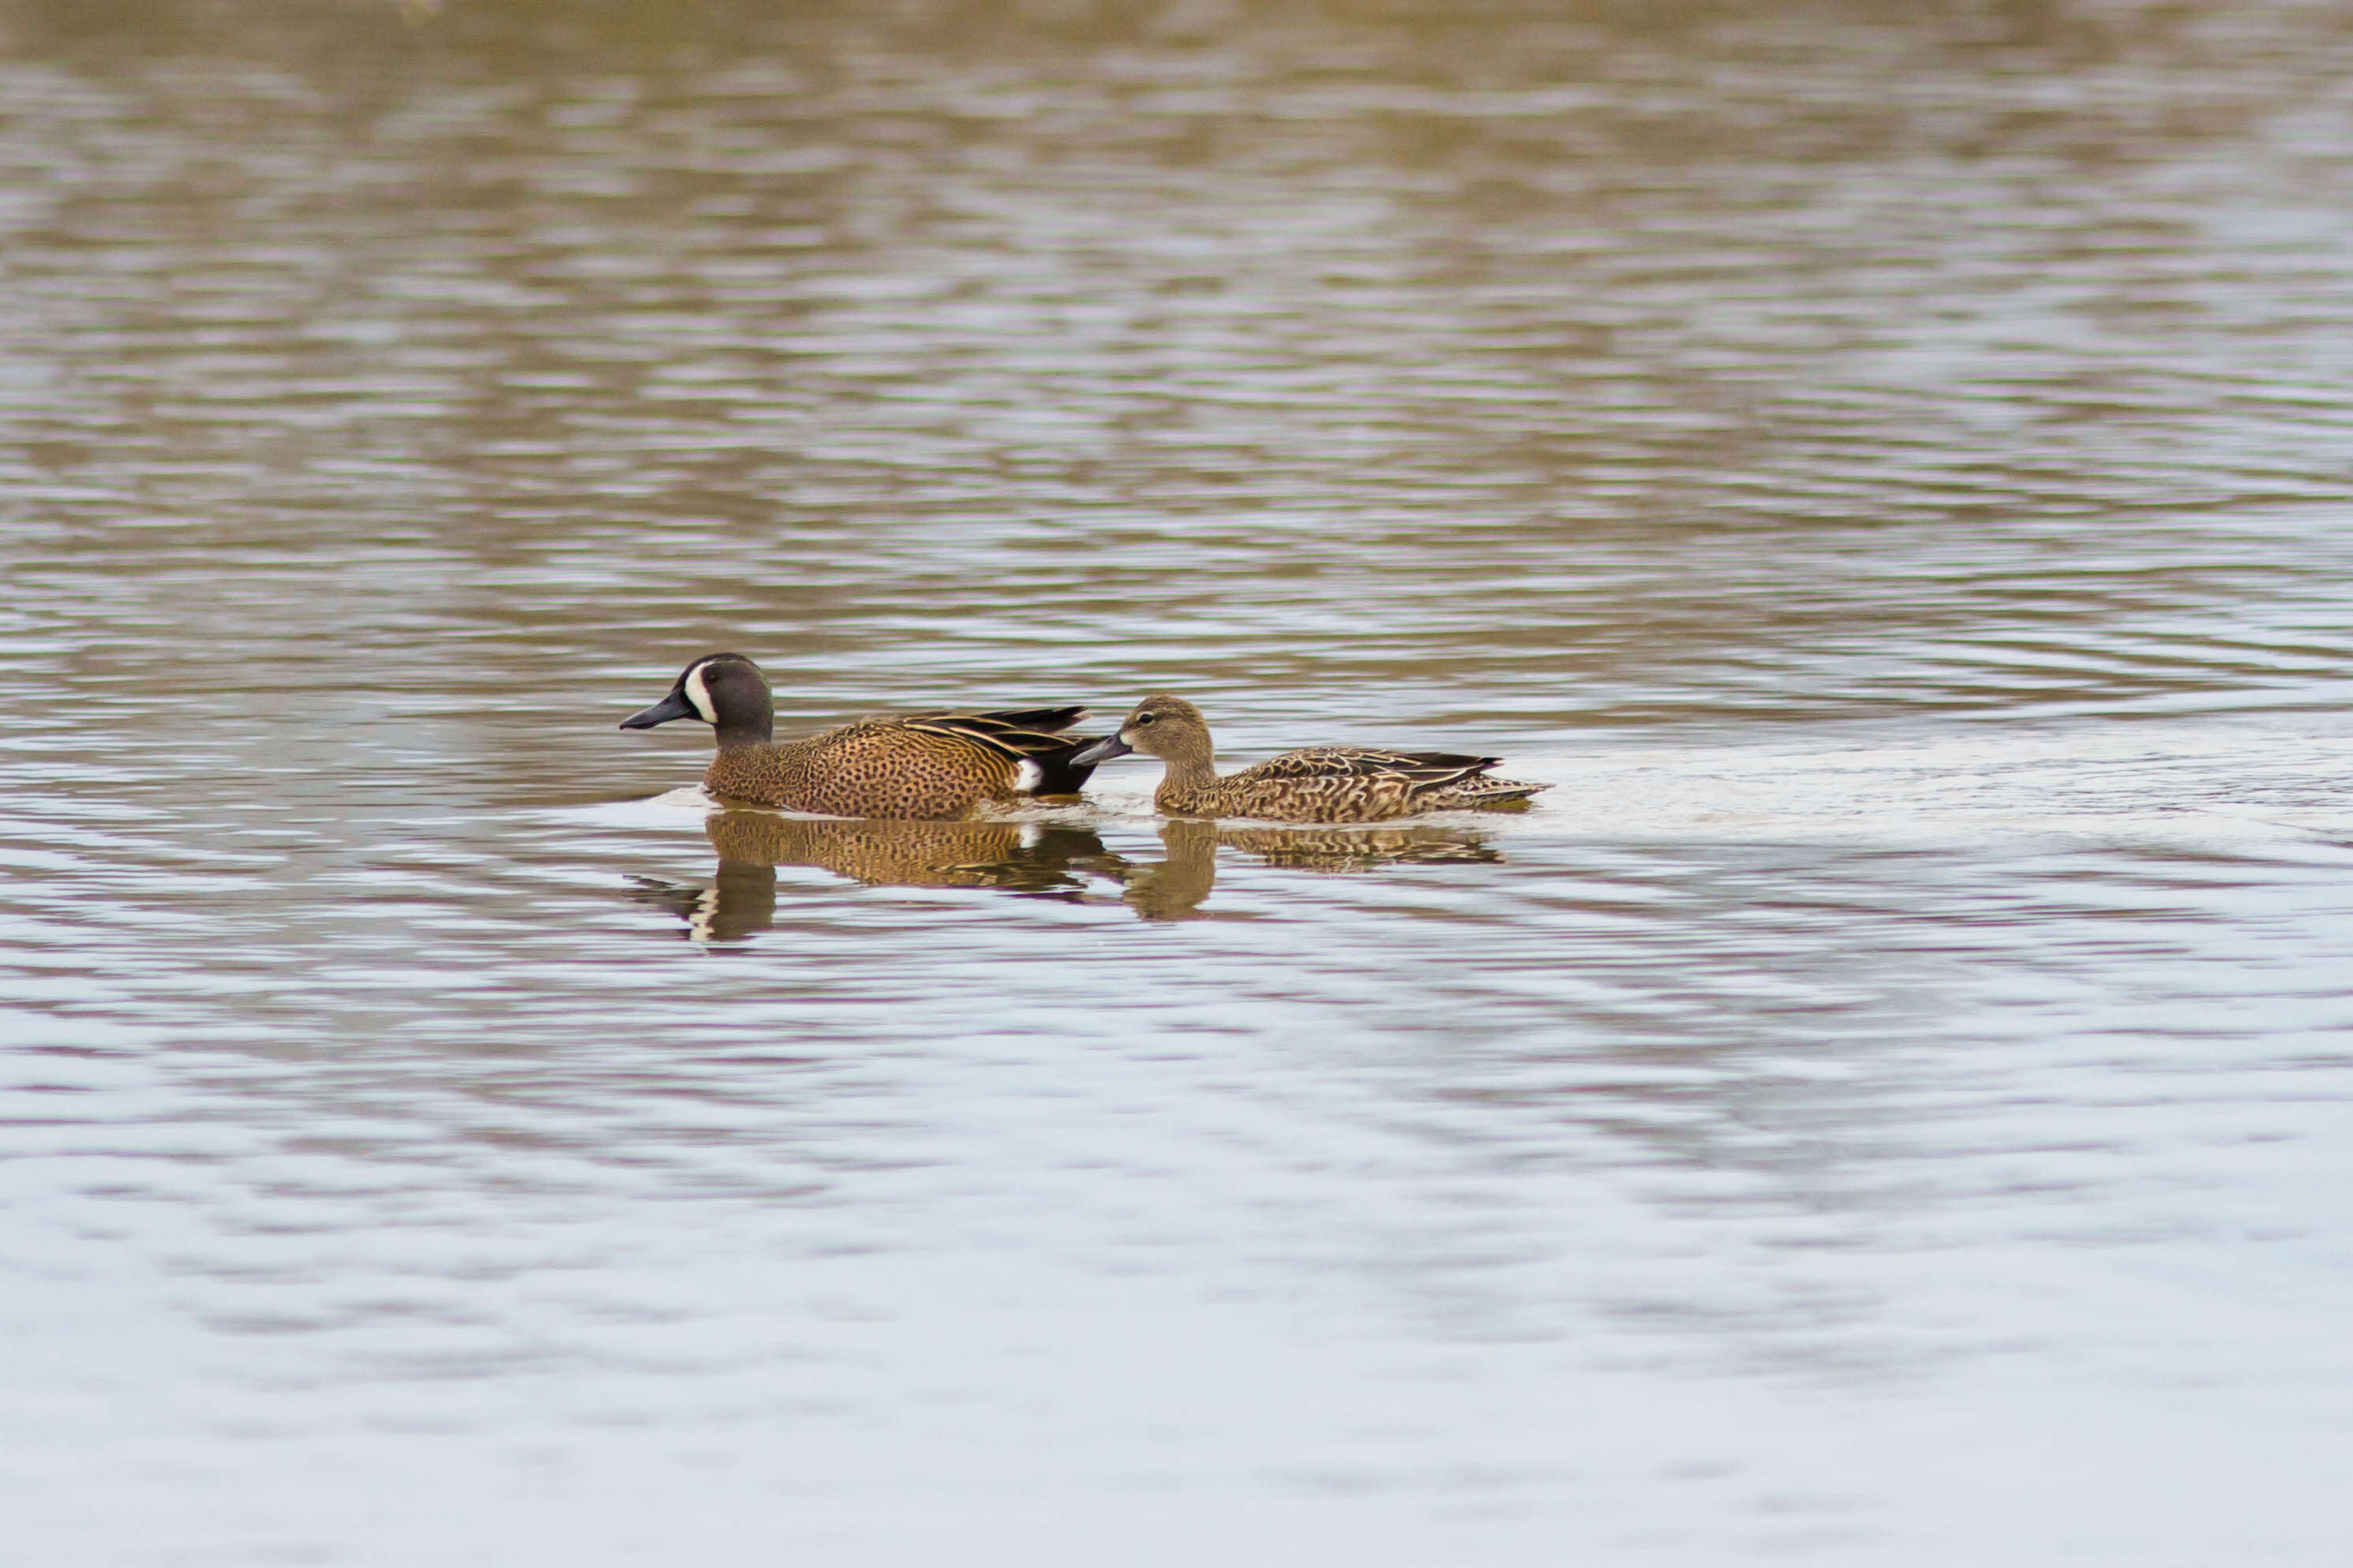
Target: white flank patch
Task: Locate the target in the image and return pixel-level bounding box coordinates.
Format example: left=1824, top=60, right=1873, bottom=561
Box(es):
left=1013, top=758, right=1045, bottom=793
left=683, top=663, right=717, bottom=724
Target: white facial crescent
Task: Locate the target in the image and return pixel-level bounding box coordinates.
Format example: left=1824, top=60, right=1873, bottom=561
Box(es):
left=684, top=663, right=718, bottom=724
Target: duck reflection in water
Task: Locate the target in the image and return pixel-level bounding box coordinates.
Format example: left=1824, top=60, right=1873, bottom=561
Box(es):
left=631, top=811, right=1503, bottom=938
left=1115, top=818, right=1500, bottom=921
left=630, top=810, right=1117, bottom=944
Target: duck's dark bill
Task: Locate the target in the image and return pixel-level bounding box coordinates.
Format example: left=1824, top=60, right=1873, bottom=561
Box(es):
left=620, top=690, right=699, bottom=730
left=1067, top=733, right=1133, bottom=766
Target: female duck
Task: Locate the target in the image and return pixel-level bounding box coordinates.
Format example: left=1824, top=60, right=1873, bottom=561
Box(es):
left=1069, top=695, right=1549, bottom=823
left=620, top=653, right=1106, bottom=819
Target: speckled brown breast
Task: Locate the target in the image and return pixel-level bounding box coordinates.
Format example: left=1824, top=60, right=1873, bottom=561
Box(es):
left=704, top=720, right=1029, bottom=818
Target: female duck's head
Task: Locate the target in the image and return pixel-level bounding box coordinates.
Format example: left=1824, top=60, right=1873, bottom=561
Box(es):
left=1069, top=694, right=1212, bottom=770
left=620, top=653, right=774, bottom=747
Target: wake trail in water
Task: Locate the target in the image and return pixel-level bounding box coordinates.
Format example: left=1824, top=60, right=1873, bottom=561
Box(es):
left=1493, top=720, right=2353, bottom=851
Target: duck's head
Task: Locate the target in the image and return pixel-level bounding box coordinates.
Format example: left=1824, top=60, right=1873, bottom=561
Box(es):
left=1069, top=694, right=1210, bottom=768
left=620, top=653, right=774, bottom=747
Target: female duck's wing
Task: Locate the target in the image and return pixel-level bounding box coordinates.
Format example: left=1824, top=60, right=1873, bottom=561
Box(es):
left=1230, top=747, right=1503, bottom=795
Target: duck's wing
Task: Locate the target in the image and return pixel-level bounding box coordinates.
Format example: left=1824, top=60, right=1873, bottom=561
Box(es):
left=890, top=707, right=1109, bottom=794
left=1230, top=747, right=1502, bottom=795
left=970, top=705, right=1088, bottom=735
left=897, top=706, right=1090, bottom=758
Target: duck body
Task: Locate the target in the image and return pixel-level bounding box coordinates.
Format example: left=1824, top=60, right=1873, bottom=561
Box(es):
left=1157, top=744, right=1546, bottom=822
left=703, top=707, right=1099, bottom=818
left=1070, top=695, right=1549, bottom=824
left=621, top=653, right=1104, bottom=819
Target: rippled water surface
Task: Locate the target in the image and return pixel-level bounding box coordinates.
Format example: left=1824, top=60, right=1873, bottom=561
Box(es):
left=8, top=2, right=2353, bottom=1562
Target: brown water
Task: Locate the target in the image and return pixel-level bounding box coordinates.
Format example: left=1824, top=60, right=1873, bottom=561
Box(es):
left=8, top=2, right=2353, bottom=1562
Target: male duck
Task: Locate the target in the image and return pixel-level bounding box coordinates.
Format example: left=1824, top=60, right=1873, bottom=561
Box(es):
left=620, top=653, right=1106, bottom=818
left=1069, top=695, right=1549, bottom=823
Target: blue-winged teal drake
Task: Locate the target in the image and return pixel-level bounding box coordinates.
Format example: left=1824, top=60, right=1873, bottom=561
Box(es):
left=1070, top=695, right=1549, bottom=823
left=620, top=653, right=1107, bottom=818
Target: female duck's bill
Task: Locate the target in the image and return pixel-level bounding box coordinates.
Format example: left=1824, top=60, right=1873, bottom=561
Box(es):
left=1067, top=731, right=1133, bottom=767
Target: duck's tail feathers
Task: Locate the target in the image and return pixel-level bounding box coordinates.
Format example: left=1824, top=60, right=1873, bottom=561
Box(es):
left=1016, top=733, right=1113, bottom=796
left=1423, top=777, right=1550, bottom=811
left=901, top=706, right=1104, bottom=795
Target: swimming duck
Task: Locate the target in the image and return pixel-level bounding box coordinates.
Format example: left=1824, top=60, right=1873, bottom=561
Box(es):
left=1069, top=695, right=1549, bottom=823
left=620, top=653, right=1107, bottom=818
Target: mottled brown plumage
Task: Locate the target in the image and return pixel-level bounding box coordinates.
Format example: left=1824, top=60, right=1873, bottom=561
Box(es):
left=620, top=653, right=1103, bottom=818
left=1070, top=694, right=1549, bottom=823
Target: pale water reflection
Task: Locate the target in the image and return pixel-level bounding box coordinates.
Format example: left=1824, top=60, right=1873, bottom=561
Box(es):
left=6, top=0, right=2353, bottom=1564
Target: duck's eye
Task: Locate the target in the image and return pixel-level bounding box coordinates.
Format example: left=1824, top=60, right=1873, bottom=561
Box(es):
left=1134, top=713, right=1156, bottom=726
